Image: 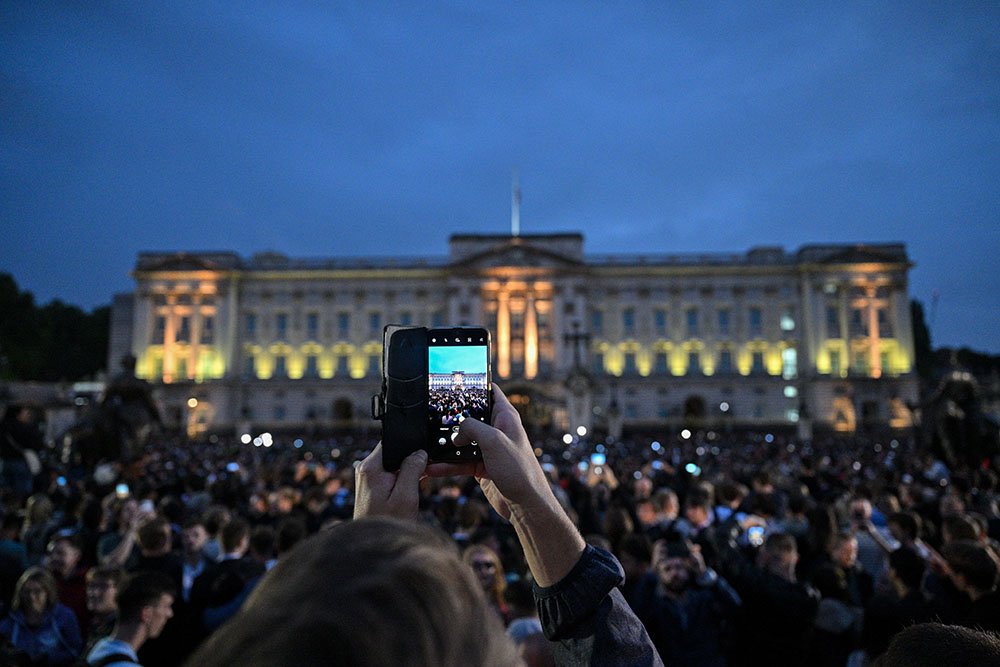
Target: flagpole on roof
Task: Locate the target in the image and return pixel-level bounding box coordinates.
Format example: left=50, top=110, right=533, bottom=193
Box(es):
left=511, top=168, right=521, bottom=237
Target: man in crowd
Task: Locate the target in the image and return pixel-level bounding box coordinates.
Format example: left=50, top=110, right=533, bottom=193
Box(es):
left=84, top=565, right=123, bottom=652
left=942, top=539, right=1000, bottom=633
left=716, top=531, right=819, bottom=666
left=189, top=517, right=265, bottom=632
left=85, top=571, right=176, bottom=667
left=632, top=538, right=740, bottom=666
left=863, top=546, right=937, bottom=661
left=45, top=530, right=89, bottom=628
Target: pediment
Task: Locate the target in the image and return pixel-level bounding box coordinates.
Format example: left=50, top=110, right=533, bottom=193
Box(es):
left=450, top=240, right=584, bottom=271
left=137, top=253, right=241, bottom=273
left=821, top=246, right=904, bottom=265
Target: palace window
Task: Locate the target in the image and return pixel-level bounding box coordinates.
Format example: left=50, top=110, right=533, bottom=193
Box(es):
left=306, top=313, right=319, bottom=340
left=718, top=350, right=733, bottom=375
left=176, top=316, right=191, bottom=343
left=717, top=309, right=731, bottom=336
left=153, top=316, right=166, bottom=344
left=654, top=309, right=668, bottom=336
left=654, top=352, right=669, bottom=374
left=623, top=308, right=636, bottom=336
left=275, top=314, right=288, bottom=341
left=826, top=307, right=840, bottom=338
left=686, top=308, right=699, bottom=336
left=200, top=316, right=214, bottom=344
left=687, top=351, right=701, bottom=375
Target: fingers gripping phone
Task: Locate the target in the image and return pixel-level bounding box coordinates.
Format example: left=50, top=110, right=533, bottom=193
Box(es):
left=374, top=325, right=491, bottom=471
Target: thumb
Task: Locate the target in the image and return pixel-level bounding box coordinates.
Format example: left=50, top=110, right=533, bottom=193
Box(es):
left=396, top=449, right=428, bottom=491
left=454, top=417, right=494, bottom=449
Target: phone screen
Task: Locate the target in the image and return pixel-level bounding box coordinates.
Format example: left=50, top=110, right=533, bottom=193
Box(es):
left=427, top=328, right=491, bottom=460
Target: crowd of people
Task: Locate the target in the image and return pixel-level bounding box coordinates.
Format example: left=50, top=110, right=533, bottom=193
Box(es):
left=428, top=384, right=490, bottom=425
left=1, top=388, right=999, bottom=666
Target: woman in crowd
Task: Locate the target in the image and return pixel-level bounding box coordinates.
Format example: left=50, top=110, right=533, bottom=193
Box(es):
left=463, top=544, right=512, bottom=626
left=0, top=566, right=83, bottom=666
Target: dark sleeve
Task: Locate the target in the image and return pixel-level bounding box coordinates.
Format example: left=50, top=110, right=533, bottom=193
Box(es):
left=533, top=545, right=664, bottom=667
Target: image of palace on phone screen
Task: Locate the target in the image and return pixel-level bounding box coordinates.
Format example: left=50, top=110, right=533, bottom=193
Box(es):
left=428, top=345, right=489, bottom=427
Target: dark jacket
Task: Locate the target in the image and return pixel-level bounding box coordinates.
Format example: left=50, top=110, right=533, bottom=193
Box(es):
left=534, top=545, right=664, bottom=666
left=632, top=569, right=741, bottom=667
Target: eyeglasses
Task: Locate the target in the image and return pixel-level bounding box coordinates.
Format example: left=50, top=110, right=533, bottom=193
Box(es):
left=86, top=582, right=116, bottom=591
left=471, top=560, right=497, bottom=571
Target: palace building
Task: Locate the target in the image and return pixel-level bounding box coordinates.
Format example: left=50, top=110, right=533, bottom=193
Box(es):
left=109, top=233, right=919, bottom=437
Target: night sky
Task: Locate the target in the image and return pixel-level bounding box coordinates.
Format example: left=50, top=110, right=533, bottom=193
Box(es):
left=3, top=2, right=998, bottom=352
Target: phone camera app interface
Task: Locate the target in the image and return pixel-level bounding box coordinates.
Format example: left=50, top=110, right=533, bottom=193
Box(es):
left=428, top=338, right=489, bottom=448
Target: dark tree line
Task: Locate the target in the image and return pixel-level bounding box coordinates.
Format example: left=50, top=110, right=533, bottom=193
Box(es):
left=0, top=273, right=109, bottom=382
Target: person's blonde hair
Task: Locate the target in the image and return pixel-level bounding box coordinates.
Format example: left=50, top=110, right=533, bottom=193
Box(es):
left=11, top=566, right=57, bottom=613
left=188, top=518, right=519, bottom=667
left=463, top=543, right=507, bottom=607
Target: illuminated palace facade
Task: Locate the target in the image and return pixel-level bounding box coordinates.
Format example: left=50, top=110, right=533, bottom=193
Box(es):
left=110, top=234, right=918, bottom=435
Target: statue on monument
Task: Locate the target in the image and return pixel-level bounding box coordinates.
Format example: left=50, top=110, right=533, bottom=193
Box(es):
left=62, top=355, right=161, bottom=470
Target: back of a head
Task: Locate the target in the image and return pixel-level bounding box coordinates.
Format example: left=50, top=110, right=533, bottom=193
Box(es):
left=137, top=516, right=171, bottom=554
left=873, top=623, right=1000, bottom=666
left=942, top=539, right=1000, bottom=594
left=889, top=547, right=926, bottom=591
left=187, top=517, right=520, bottom=667
left=220, top=518, right=250, bottom=553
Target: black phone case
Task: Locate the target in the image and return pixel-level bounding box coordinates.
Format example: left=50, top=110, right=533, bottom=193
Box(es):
left=375, top=325, right=428, bottom=471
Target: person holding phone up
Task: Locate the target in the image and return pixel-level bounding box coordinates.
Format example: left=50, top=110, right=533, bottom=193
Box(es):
left=187, top=384, right=662, bottom=667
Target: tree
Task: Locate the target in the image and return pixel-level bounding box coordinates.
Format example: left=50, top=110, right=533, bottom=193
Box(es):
left=0, top=273, right=109, bottom=381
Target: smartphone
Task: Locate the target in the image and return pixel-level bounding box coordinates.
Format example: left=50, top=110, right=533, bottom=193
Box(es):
left=747, top=525, right=765, bottom=547
left=115, top=483, right=130, bottom=499
left=426, top=327, right=491, bottom=462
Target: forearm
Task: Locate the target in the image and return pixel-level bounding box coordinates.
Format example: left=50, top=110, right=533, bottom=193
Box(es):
left=509, top=491, right=586, bottom=587
left=101, top=532, right=136, bottom=567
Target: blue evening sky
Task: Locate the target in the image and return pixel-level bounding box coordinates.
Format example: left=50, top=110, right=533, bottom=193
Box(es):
left=2, top=2, right=998, bottom=352
left=429, top=346, right=489, bottom=375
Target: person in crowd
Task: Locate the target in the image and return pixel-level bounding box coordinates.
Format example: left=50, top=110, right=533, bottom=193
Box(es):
left=716, top=531, right=819, bottom=666
left=674, top=483, right=719, bottom=565
left=248, top=526, right=277, bottom=571
left=132, top=517, right=182, bottom=589
left=0, top=566, right=82, bottom=666
left=863, top=546, right=937, bottom=661
left=84, top=566, right=123, bottom=653
left=849, top=496, right=890, bottom=582
left=44, top=531, right=89, bottom=630
left=872, top=622, right=1000, bottom=666
left=0, top=404, right=42, bottom=502
left=85, top=572, right=176, bottom=667
left=0, top=512, right=28, bottom=616
left=632, top=537, right=741, bottom=666
left=185, top=384, right=662, bottom=666
left=504, top=577, right=543, bottom=642
left=941, top=539, right=1000, bottom=633
left=809, top=530, right=874, bottom=667
left=811, top=530, right=875, bottom=608
left=638, top=487, right=680, bottom=544
left=463, top=544, right=512, bottom=626
left=198, top=507, right=230, bottom=564
left=179, top=519, right=209, bottom=604
left=274, top=516, right=307, bottom=560
left=97, top=498, right=143, bottom=571
left=21, top=494, right=57, bottom=566
left=189, top=518, right=264, bottom=633
left=617, top=532, right=653, bottom=608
